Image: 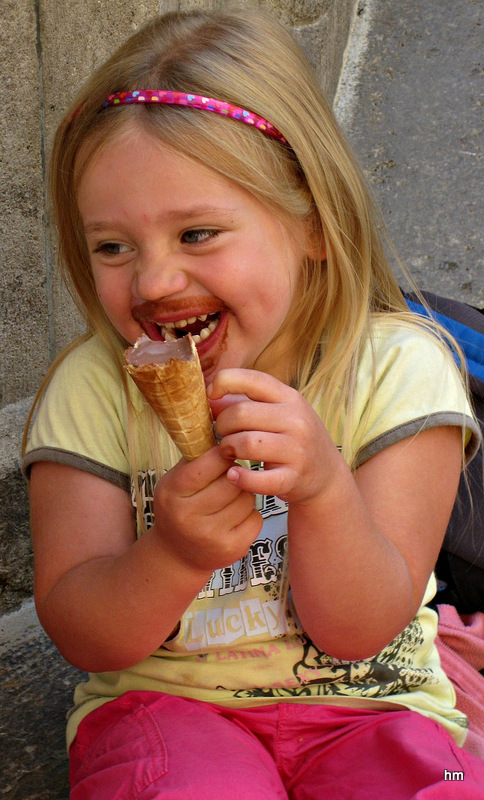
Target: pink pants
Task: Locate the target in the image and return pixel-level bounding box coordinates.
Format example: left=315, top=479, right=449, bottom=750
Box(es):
left=69, top=691, right=484, bottom=799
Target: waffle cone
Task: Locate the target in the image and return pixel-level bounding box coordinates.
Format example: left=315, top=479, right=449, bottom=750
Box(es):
left=125, top=334, right=216, bottom=460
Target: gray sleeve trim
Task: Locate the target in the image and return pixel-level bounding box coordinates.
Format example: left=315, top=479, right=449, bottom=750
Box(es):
left=354, top=412, right=481, bottom=469
left=22, top=447, right=131, bottom=492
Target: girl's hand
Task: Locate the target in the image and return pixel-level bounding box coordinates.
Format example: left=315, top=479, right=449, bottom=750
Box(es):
left=153, top=446, right=263, bottom=575
left=208, top=369, right=337, bottom=505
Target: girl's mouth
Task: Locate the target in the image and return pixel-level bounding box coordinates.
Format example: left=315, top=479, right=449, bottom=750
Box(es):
left=159, top=311, right=220, bottom=344
left=140, top=311, right=222, bottom=346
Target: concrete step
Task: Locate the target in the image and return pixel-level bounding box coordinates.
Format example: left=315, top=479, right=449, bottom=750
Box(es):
left=0, top=602, right=83, bottom=799
left=0, top=400, right=35, bottom=616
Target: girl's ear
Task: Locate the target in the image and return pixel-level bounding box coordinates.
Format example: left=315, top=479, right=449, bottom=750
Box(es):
left=304, top=224, right=326, bottom=263
left=316, top=234, right=327, bottom=262
left=300, top=209, right=326, bottom=262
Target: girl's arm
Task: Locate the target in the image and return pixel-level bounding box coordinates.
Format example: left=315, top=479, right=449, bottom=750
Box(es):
left=210, top=369, right=463, bottom=660
left=30, top=450, right=261, bottom=672
left=286, top=425, right=461, bottom=659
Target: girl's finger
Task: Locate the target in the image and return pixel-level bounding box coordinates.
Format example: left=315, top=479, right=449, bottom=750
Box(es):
left=186, top=471, right=249, bottom=515
left=208, top=368, right=293, bottom=404
left=214, top=400, right=285, bottom=438
left=169, top=445, right=233, bottom=497
left=226, top=462, right=297, bottom=499
left=209, top=393, right=249, bottom=420
left=218, top=430, right=290, bottom=464
left=211, top=493, right=263, bottom=537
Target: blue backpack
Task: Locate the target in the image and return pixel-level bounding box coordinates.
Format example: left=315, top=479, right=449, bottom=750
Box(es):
left=404, top=290, right=484, bottom=613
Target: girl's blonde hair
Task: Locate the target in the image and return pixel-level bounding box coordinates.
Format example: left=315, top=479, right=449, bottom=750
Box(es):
left=27, top=8, right=467, bottom=502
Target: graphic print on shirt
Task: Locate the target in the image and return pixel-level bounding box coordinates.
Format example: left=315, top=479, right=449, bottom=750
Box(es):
left=132, top=465, right=299, bottom=647
left=290, top=619, right=434, bottom=698
left=132, top=467, right=447, bottom=706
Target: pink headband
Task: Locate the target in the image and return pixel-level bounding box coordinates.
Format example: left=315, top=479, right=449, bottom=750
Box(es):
left=101, top=90, right=287, bottom=144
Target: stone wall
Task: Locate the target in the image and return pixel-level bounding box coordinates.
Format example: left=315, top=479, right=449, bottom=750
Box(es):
left=0, top=0, right=357, bottom=613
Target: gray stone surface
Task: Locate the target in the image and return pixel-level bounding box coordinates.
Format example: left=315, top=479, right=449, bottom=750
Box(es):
left=0, top=603, right=83, bottom=800
left=0, top=400, right=33, bottom=614
left=0, top=468, right=33, bottom=611
left=0, top=1, right=51, bottom=409
left=335, top=0, right=483, bottom=306
left=272, top=0, right=356, bottom=101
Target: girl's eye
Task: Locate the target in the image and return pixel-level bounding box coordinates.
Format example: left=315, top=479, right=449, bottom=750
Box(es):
left=94, top=242, right=131, bottom=256
left=181, top=229, right=219, bottom=245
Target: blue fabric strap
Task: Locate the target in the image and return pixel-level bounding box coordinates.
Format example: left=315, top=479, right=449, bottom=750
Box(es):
left=405, top=298, right=484, bottom=383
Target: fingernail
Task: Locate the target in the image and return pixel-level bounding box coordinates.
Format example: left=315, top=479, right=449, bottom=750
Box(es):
left=227, top=466, right=239, bottom=483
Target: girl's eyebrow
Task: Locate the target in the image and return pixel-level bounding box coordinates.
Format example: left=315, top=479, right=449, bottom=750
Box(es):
left=163, top=205, right=238, bottom=222
left=83, top=205, right=238, bottom=234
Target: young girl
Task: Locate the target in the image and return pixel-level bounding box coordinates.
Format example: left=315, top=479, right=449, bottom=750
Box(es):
left=23, top=8, right=484, bottom=799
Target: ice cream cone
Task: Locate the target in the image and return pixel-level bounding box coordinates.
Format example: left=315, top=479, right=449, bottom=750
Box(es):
left=125, top=334, right=216, bottom=460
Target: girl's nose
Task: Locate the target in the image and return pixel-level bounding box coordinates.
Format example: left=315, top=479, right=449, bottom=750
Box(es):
left=133, top=252, right=189, bottom=301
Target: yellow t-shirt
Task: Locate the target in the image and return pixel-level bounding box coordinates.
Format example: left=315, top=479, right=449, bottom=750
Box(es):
left=23, top=321, right=480, bottom=750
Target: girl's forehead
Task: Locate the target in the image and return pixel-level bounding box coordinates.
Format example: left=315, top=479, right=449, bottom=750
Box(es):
left=77, top=119, right=167, bottom=172
left=79, top=126, right=231, bottom=194
left=78, top=117, right=231, bottom=179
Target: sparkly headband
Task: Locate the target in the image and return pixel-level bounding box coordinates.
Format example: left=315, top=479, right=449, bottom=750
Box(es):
left=101, top=90, right=287, bottom=144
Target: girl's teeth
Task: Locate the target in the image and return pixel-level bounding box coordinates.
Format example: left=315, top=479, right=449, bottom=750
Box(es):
left=192, top=318, right=219, bottom=344
left=159, top=314, right=220, bottom=343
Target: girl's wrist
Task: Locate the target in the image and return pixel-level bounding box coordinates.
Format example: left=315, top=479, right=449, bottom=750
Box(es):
left=145, top=523, right=214, bottom=589
left=288, top=445, right=347, bottom=509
